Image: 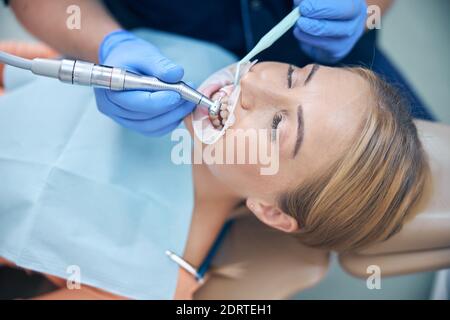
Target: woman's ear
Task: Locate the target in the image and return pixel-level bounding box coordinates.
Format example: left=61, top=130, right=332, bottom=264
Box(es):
left=246, top=198, right=299, bottom=233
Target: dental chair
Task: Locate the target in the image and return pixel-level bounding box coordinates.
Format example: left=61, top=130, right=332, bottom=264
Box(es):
left=339, top=120, right=450, bottom=280
left=195, top=120, right=450, bottom=300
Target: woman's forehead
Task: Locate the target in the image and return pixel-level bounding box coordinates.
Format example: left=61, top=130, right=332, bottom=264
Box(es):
left=287, top=67, right=371, bottom=183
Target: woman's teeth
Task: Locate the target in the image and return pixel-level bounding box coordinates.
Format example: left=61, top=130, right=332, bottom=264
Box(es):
left=209, top=87, right=233, bottom=130
left=220, top=109, right=229, bottom=119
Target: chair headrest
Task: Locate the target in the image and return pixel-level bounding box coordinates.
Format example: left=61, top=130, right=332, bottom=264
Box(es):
left=194, top=214, right=329, bottom=299
left=340, top=120, right=450, bottom=277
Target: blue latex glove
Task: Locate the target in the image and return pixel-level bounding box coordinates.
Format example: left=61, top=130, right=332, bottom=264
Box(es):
left=293, top=0, right=368, bottom=64
left=94, top=30, right=195, bottom=136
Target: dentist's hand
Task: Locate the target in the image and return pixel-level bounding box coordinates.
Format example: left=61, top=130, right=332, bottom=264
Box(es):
left=294, top=0, right=368, bottom=64
left=94, top=30, right=195, bottom=136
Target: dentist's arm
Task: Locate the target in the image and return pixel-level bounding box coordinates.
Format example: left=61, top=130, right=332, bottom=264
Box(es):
left=10, top=0, right=119, bottom=62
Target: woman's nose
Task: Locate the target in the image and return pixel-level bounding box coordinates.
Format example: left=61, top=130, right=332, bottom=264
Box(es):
left=239, top=75, right=255, bottom=111
left=239, top=70, right=275, bottom=111
left=239, top=69, right=252, bottom=88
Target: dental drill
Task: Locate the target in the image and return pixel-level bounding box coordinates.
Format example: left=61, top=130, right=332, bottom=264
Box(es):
left=0, top=51, right=222, bottom=117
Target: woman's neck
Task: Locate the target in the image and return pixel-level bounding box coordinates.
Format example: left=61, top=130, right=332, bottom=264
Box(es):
left=182, top=162, right=242, bottom=266
left=181, top=116, right=243, bottom=265
left=194, top=163, right=241, bottom=206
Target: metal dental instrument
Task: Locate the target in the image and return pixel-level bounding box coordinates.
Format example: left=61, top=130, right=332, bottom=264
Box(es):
left=0, top=51, right=222, bottom=117
left=234, top=7, right=301, bottom=85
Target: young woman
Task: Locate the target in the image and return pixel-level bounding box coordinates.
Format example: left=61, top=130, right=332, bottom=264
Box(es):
left=0, top=44, right=429, bottom=300
left=189, top=61, right=430, bottom=252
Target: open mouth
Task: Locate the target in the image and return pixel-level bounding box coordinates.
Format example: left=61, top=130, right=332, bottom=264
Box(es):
left=192, top=61, right=255, bottom=145
left=209, top=84, right=235, bottom=130
left=191, top=81, right=239, bottom=145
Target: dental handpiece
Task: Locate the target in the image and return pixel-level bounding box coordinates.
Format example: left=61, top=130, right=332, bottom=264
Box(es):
left=0, top=51, right=221, bottom=117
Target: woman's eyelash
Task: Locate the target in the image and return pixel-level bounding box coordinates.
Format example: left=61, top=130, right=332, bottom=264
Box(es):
left=271, top=111, right=286, bottom=141
left=272, top=113, right=283, bottom=130
left=288, top=65, right=295, bottom=88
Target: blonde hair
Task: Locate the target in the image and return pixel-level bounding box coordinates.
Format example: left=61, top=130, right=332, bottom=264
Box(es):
left=279, top=68, right=431, bottom=252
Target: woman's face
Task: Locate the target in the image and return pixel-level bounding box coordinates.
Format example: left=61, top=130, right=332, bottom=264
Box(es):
left=195, top=62, right=372, bottom=204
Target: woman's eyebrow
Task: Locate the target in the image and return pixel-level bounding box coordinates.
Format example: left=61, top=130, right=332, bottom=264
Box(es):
left=304, top=64, right=320, bottom=86
left=293, top=105, right=304, bottom=158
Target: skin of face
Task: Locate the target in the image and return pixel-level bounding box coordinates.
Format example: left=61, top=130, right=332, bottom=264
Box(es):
left=186, top=62, right=373, bottom=233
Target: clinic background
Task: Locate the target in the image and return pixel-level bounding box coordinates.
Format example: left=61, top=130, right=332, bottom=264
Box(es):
left=0, top=0, right=449, bottom=299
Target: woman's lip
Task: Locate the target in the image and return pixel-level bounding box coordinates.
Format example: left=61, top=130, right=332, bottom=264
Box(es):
left=200, top=83, right=224, bottom=99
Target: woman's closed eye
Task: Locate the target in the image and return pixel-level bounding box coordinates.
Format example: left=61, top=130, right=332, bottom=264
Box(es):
left=287, top=64, right=295, bottom=89
left=272, top=112, right=283, bottom=130
left=271, top=111, right=287, bottom=142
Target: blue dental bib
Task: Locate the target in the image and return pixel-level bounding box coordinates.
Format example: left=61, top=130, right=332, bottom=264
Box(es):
left=0, top=29, right=237, bottom=299
left=0, top=68, right=194, bottom=299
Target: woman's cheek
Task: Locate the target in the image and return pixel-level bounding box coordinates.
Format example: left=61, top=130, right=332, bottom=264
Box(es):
left=209, top=162, right=265, bottom=197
